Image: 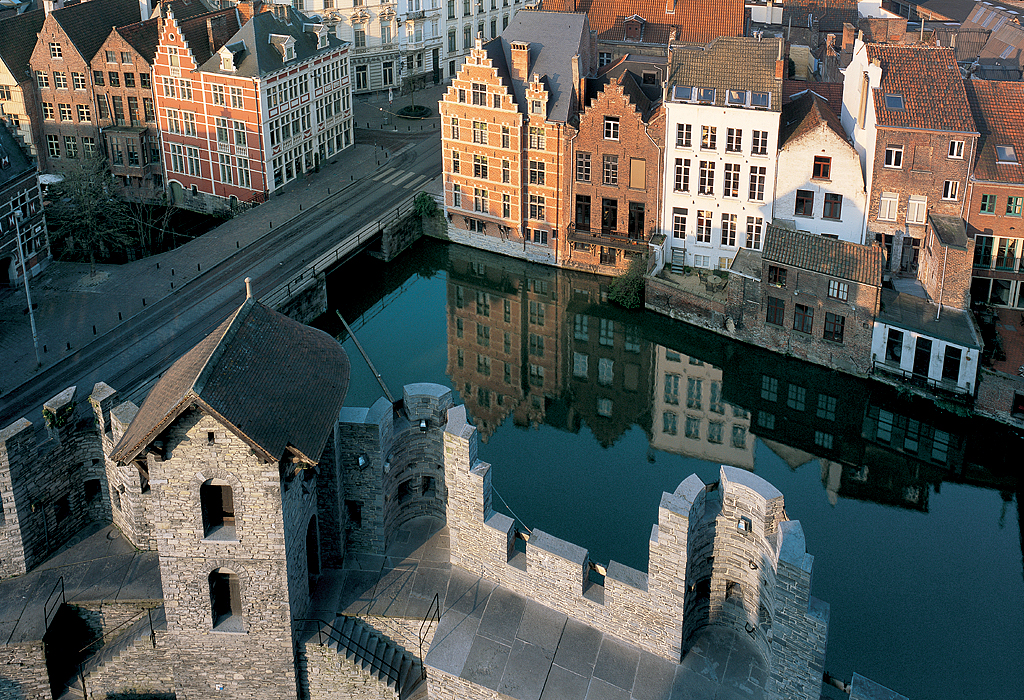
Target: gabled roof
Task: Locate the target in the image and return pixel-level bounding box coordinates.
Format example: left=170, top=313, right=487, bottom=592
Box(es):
left=0, top=121, right=33, bottom=188
left=763, top=227, right=883, bottom=286
left=667, top=36, right=785, bottom=112
left=539, top=0, right=743, bottom=45
left=866, top=44, right=976, bottom=133
left=154, top=0, right=219, bottom=20
left=781, top=0, right=858, bottom=33
left=978, top=21, right=1024, bottom=66
left=783, top=80, right=843, bottom=115
left=111, top=298, right=351, bottom=465
left=779, top=91, right=852, bottom=148
left=196, top=6, right=343, bottom=78
left=484, top=11, right=589, bottom=123
left=50, top=0, right=141, bottom=62
left=115, top=18, right=161, bottom=65
left=0, top=9, right=45, bottom=82
left=963, top=79, right=1024, bottom=184
left=175, top=7, right=241, bottom=68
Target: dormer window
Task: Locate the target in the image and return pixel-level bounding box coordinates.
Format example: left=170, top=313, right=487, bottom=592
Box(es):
left=696, top=87, right=714, bottom=103
left=884, top=93, right=904, bottom=110
left=750, top=92, right=769, bottom=108
left=672, top=85, right=692, bottom=101
left=269, top=34, right=297, bottom=62
left=997, top=145, right=1018, bottom=163
left=727, top=90, right=746, bottom=105
left=286, top=46, right=294, bottom=60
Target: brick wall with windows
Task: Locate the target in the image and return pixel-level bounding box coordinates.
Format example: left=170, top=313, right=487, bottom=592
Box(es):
left=966, top=182, right=1024, bottom=307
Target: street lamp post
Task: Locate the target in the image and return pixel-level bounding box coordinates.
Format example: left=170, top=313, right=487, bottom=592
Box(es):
left=13, top=210, right=42, bottom=368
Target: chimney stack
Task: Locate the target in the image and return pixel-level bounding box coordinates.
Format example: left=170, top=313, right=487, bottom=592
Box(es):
left=775, top=40, right=785, bottom=80
left=842, top=22, right=855, bottom=51
left=510, top=41, right=530, bottom=84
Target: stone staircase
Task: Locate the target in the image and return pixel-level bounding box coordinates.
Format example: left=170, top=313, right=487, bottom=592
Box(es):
left=326, top=615, right=425, bottom=700
left=671, top=247, right=687, bottom=274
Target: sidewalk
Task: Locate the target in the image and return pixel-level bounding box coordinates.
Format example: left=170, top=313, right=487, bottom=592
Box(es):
left=0, top=82, right=448, bottom=400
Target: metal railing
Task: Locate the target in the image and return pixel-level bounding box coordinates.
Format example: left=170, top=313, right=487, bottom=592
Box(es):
left=43, top=576, right=65, bottom=631
left=418, top=594, right=439, bottom=681
left=295, top=616, right=407, bottom=687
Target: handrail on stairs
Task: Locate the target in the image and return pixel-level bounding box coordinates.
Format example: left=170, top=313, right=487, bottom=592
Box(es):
left=294, top=616, right=406, bottom=686
left=43, top=576, right=65, bottom=631
left=418, top=593, right=440, bottom=681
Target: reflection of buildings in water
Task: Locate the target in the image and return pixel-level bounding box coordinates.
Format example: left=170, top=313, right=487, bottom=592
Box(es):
left=445, top=249, right=563, bottom=441
left=650, top=345, right=754, bottom=468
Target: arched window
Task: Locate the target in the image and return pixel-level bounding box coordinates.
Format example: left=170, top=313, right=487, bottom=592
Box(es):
left=200, top=479, right=235, bottom=539
left=209, top=568, right=242, bottom=630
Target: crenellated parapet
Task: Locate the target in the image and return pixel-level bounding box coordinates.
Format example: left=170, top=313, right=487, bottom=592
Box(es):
left=442, top=403, right=830, bottom=700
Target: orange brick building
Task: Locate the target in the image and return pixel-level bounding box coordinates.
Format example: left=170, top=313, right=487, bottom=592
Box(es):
left=440, top=10, right=595, bottom=267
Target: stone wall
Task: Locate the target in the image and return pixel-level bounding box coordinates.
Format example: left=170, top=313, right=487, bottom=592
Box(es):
left=84, top=630, right=175, bottom=700
left=277, top=273, right=328, bottom=326
left=645, top=275, right=727, bottom=330
left=0, top=641, right=50, bottom=700
left=427, top=666, right=505, bottom=700
left=304, top=640, right=397, bottom=700
left=974, top=369, right=1024, bottom=430
left=445, top=225, right=558, bottom=268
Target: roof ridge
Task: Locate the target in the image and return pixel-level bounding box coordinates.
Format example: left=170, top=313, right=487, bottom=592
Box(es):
left=191, top=297, right=255, bottom=398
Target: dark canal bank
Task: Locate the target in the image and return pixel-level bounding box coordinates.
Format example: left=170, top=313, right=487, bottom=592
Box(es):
left=314, top=237, right=1023, bottom=700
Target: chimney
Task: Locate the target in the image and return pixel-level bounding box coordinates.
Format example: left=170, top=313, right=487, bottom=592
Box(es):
left=842, top=22, right=855, bottom=51
left=775, top=40, right=785, bottom=80
left=826, top=33, right=836, bottom=53
left=207, top=17, right=216, bottom=54
left=571, top=53, right=580, bottom=107
left=510, top=41, right=529, bottom=84
left=665, top=0, right=675, bottom=14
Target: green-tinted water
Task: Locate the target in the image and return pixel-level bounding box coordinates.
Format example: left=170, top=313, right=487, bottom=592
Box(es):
left=316, top=238, right=1023, bottom=700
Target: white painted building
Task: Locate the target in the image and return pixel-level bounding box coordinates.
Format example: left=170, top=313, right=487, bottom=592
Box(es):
left=775, top=91, right=867, bottom=243
left=660, top=37, right=784, bottom=272
left=440, top=0, right=522, bottom=83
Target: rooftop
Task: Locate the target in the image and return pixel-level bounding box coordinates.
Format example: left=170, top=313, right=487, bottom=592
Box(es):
left=666, top=36, right=785, bottom=112
left=963, top=79, right=1024, bottom=184
left=762, top=227, right=884, bottom=286
left=779, top=91, right=853, bottom=149
left=866, top=44, right=977, bottom=133
left=780, top=0, right=858, bottom=33
left=876, top=288, right=982, bottom=348
left=537, top=0, right=744, bottom=46
left=0, top=9, right=44, bottom=84
left=49, top=0, right=142, bottom=63
left=0, top=121, right=34, bottom=189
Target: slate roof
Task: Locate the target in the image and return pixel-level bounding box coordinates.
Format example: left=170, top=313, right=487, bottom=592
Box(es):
left=910, top=0, right=976, bottom=22
left=111, top=298, right=351, bottom=465
left=963, top=78, right=1024, bottom=183
left=483, top=11, right=589, bottom=123
left=929, top=213, right=968, bottom=249
left=781, top=0, right=858, bottom=33
left=0, top=9, right=45, bottom=83
left=116, top=18, right=161, bottom=65
left=877, top=288, right=981, bottom=348
left=0, top=121, right=33, bottom=189
left=195, top=5, right=344, bottom=78
left=50, top=0, right=142, bottom=62
left=667, top=36, right=784, bottom=112
left=866, top=44, right=976, bottom=133
left=539, top=0, right=743, bottom=45
left=779, top=91, right=851, bottom=148
left=763, top=227, right=883, bottom=286
left=154, top=0, right=218, bottom=20
left=175, top=7, right=241, bottom=68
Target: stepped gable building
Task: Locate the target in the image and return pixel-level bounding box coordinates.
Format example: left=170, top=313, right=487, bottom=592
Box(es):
left=537, top=0, right=744, bottom=64
left=566, top=55, right=664, bottom=273
left=729, top=226, right=884, bottom=374
left=840, top=42, right=978, bottom=276
left=659, top=36, right=785, bottom=273
left=0, top=121, right=50, bottom=288
left=0, top=10, right=46, bottom=158
left=29, top=0, right=143, bottom=170
left=440, top=10, right=594, bottom=266
left=963, top=79, right=1024, bottom=309
left=775, top=91, right=867, bottom=244
left=90, top=16, right=167, bottom=201
left=154, top=3, right=353, bottom=213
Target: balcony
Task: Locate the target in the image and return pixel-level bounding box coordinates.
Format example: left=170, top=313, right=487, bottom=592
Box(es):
left=567, top=227, right=648, bottom=253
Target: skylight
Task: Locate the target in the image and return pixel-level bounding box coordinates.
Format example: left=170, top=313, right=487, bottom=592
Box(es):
left=672, top=85, right=692, bottom=101
left=727, top=90, right=746, bottom=105
left=697, top=87, right=714, bottom=103
left=750, top=92, right=769, bottom=108
left=884, top=93, right=904, bottom=110
left=996, top=145, right=1018, bottom=163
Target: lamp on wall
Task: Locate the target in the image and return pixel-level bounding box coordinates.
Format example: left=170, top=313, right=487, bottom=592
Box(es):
left=419, top=419, right=428, bottom=432
left=357, top=454, right=368, bottom=469
left=737, top=517, right=751, bottom=533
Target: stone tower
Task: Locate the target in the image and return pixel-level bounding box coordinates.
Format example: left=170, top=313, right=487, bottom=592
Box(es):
left=110, top=297, right=350, bottom=700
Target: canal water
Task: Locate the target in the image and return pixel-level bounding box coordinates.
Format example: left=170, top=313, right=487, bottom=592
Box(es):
left=315, top=238, right=1023, bottom=700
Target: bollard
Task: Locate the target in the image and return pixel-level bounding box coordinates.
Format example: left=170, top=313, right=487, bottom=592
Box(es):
left=270, top=221, right=273, bottom=228
left=171, top=268, right=174, bottom=276
left=299, top=204, right=302, bottom=211
left=156, top=262, right=160, bottom=269
left=236, top=241, right=239, bottom=248
left=328, top=187, right=331, bottom=194
left=118, top=312, right=122, bottom=321
left=67, top=342, right=71, bottom=351
left=43, top=345, right=47, bottom=353
left=93, top=325, right=96, bottom=335
left=142, top=298, right=146, bottom=306
left=171, top=282, right=174, bottom=289
left=198, top=263, right=201, bottom=272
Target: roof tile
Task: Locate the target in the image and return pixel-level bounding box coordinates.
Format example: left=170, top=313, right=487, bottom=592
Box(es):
left=963, top=78, right=1024, bottom=184
left=539, top=0, right=743, bottom=45
left=763, top=227, right=884, bottom=286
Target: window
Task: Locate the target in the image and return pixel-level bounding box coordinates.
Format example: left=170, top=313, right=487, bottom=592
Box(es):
left=528, top=126, right=545, bottom=149
left=501, top=159, right=509, bottom=182
left=54, top=72, right=67, bottom=89
left=576, top=151, right=590, bottom=181
left=108, top=72, right=119, bottom=87
left=942, top=345, right=962, bottom=382
left=201, top=480, right=236, bottom=538
left=531, top=100, right=542, bottom=114
left=787, top=384, right=806, bottom=411
left=64, top=136, right=77, bottom=158
left=823, top=312, right=845, bottom=342
left=603, top=154, right=618, bottom=185
left=604, top=117, right=619, bottom=140
left=36, top=71, right=49, bottom=88
left=72, top=72, right=85, bottom=90
left=698, top=161, right=714, bottom=195
left=793, top=304, right=813, bottom=334
left=83, top=137, right=96, bottom=156
left=140, top=73, right=150, bottom=89
left=723, top=163, right=740, bottom=198
left=57, top=103, right=71, bottom=121
left=684, top=416, right=700, bottom=439
left=452, top=184, right=461, bottom=208
left=761, top=375, right=778, bottom=401
left=209, top=569, right=242, bottom=630
left=449, top=29, right=457, bottom=51
left=77, top=104, right=91, bottom=122
left=529, top=160, right=545, bottom=185
left=813, top=156, right=831, bottom=179
left=766, top=297, right=784, bottom=325
left=628, top=201, right=644, bottom=239
left=503, top=193, right=511, bottom=217
left=354, top=28, right=366, bottom=47
left=676, top=124, right=692, bottom=148
left=691, top=210, right=710, bottom=243
left=471, top=82, right=486, bottom=106
left=907, top=196, right=927, bottom=224
left=884, top=93, right=904, bottom=110
left=749, top=166, right=765, bottom=201
left=697, top=87, right=714, bottom=103
left=42, top=103, right=54, bottom=120
left=599, top=52, right=612, bottom=67
left=767, top=265, right=786, bottom=287
left=49, top=42, right=63, bottom=59
left=529, top=195, right=545, bottom=220
left=1008, top=197, right=1023, bottom=217
left=674, top=158, right=690, bottom=192
left=948, top=140, right=964, bottom=159
left=823, top=193, right=843, bottom=220
left=980, top=194, right=996, bottom=214
left=663, top=412, right=679, bottom=435
left=795, top=190, right=814, bottom=216
left=720, top=213, right=737, bottom=246
left=884, top=146, right=903, bottom=168
left=707, top=422, right=724, bottom=444
left=473, top=154, right=488, bottom=178
left=601, top=198, right=617, bottom=232
left=942, top=180, right=959, bottom=201
left=750, top=92, right=769, bottom=108
left=726, top=128, right=741, bottom=152
left=672, top=208, right=687, bottom=238
left=745, top=217, right=762, bottom=249
left=732, top=425, right=747, bottom=449
left=474, top=188, right=488, bottom=213
left=0, top=85, right=9, bottom=100
left=751, top=130, right=767, bottom=155
left=878, top=192, right=899, bottom=221
left=825, top=279, right=848, bottom=301
left=501, top=126, right=510, bottom=148
left=124, top=72, right=135, bottom=88
left=996, top=145, right=1017, bottom=163
left=727, top=89, right=745, bottom=105
left=219, top=154, right=233, bottom=184
left=701, top=125, right=716, bottom=150
left=816, top=394, right=837, bottom=420
left=230, top=86, right=243, bottom=108
left=450, top=117, right=459, bottom=140
left=215, top=117, right=229, bottom=143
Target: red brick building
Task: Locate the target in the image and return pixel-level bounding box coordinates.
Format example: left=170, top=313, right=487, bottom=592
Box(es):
left=440, top=10, right=595, bottom=267
left=154, top=2, right=353, bottom=213
left=565, top=56, right=664, bottom=274
left=963, top=79, right=1024, bottom=309
left=29, top=0, right=142, bottom=170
